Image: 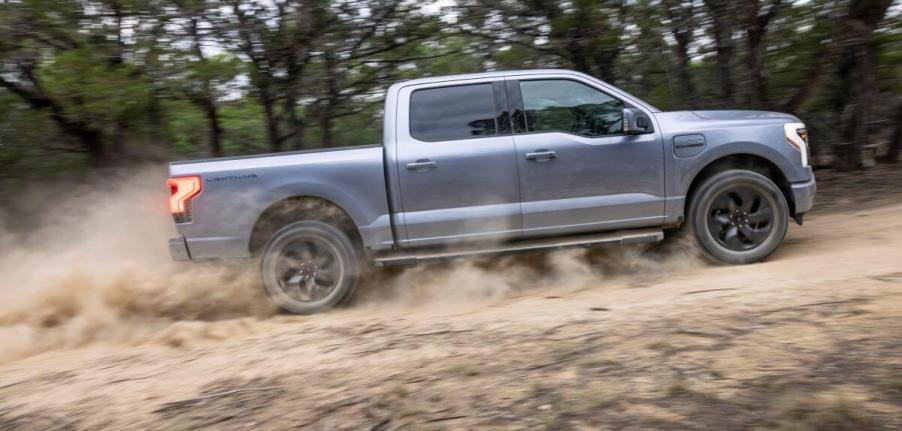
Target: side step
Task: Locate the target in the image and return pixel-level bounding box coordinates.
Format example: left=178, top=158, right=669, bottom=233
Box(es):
left=373, top=228, right=664, bottom=266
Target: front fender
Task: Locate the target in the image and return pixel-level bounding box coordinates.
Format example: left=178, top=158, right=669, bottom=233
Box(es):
left=676, top=141, right=803, bottom=196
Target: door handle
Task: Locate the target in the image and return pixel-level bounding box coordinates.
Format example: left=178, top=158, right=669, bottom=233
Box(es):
left=406, top=159, right=438, bottom=170
left=525, top=150, right=557, bottom=161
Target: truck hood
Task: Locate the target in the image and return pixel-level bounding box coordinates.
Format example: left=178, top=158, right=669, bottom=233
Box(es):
left=691, top=110, right=800, bottom=122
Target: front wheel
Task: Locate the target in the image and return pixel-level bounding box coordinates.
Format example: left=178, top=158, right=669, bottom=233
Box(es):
left=688, top=170, right=789, bottom=264
left=260, top=220, right=360, bottom=314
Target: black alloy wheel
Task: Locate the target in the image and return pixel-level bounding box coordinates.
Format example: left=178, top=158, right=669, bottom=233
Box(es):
left=706, top=185, right=775, bottom=252
left=261, top=220, right=360, bottom=314
left=274, top=236, right=342, bottom=302
left=689, top=169, right=789, bottom=264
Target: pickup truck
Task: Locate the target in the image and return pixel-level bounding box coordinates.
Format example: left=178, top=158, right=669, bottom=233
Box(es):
left=167, top=69, right=816, bottom=314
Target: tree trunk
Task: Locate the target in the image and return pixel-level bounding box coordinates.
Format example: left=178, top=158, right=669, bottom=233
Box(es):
left=319, top=50, right=340, bottom=148
left=743, top=0, right=782, bottom=109
left=877, top=103, right=902, bottom=163
left=80, top=128, right=108, bottom=167
left=745, top=30, right=767, bottom=108
left=714, top=40, right=735, bottom=107
left=204, top=100, right=223, bottom=157
left=663, top=0, right=697, bottom=108
left=565, top=37, right=593, bottom=76
left=284, top=94, right=305, bottom=150
left=320, top=107, right=333, bottom=149
left=260, top=91, right=281, bottom=153
left=592, top=50, right=618, bottom=84
left=704, top=0, right=736, bottom=107
left=835, top=0, right=892, bottom=170
left=188, top=16, right=223, bottom=157
left=673, top=34, right=695, bottom=108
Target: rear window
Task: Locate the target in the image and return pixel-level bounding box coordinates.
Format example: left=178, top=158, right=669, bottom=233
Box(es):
left=410, top=84, right=497, bottom=142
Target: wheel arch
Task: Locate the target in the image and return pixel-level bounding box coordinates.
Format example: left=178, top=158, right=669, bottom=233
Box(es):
left=249, top=196, right=362, bottom=256
left=684, top=153, right=795, bottom=219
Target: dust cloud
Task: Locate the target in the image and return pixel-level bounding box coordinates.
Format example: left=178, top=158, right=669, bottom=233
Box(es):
left=355, top=230, right=704, bottom=310
left=0, top=167, right=704, bottom=364
left=0, top=169, right=276, bottom=364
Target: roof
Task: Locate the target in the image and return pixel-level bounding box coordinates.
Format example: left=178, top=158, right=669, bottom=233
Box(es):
left=393, top=69, right=589, bottom=87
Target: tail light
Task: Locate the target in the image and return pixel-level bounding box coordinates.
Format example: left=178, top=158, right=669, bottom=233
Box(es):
left=168, top=176, right=202, bottom=223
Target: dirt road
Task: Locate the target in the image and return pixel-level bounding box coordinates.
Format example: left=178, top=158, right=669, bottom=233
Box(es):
left=1, top=171, right=901, bottom=430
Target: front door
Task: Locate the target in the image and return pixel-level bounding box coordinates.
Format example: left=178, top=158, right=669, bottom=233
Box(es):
left=395, top=80, right=521, bottom=247
left=507, top=78, right=666, bottom=237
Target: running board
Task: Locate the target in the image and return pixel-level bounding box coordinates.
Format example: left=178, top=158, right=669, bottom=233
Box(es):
left=373, top=228, right=664, bottom=266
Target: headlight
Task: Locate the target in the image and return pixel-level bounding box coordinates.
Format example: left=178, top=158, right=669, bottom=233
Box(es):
left=784, top=122, right=809, bottom=167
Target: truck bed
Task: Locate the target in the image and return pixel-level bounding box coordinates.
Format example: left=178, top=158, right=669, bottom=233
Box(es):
left=169, top=144, right=395, bottom=259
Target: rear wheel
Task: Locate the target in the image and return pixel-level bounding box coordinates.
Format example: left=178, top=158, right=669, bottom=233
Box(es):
left=260, top=221, right=360, bottom=314
left=688, top=170, right=789, bottom=264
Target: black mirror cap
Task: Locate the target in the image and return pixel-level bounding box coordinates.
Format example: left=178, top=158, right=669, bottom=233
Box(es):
left=623, top=108, right=653, bottom=134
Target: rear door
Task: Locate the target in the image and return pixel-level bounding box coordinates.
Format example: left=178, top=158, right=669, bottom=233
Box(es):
left=394, top=80, right=521, bottom=247
left=507, top=77, right=666, bottom=237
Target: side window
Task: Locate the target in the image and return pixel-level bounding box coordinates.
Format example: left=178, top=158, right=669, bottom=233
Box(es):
left=520, top=80, right=624, bottom=137
left=410, top=84, right=497, bottom=142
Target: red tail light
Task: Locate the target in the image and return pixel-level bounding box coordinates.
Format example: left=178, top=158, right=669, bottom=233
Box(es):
left=167, top=176, right=202, bottom=222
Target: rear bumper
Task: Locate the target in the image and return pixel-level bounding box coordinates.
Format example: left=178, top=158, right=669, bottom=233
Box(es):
left=791, top=171, right=816, bottom=215
left=169, top=235, right=192, bottom=261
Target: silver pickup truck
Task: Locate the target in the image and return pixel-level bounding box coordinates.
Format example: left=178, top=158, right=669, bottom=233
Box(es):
left=167, top=69, right=816, bottom=314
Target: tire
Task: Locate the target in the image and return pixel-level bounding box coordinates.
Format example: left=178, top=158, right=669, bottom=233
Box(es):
left=687, top=169, right=789, bottom=264
left=260, top=220, right=360, bottom=314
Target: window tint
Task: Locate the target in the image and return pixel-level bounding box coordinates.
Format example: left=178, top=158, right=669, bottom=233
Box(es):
left=410, top=84, right=497, bottom=142
left=520, top=80, right=624, bottom=137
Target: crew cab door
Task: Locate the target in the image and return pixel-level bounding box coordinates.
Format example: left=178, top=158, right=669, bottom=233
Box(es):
left=393, top=80, right=521, bottom=247
left=507, top=78, right=665, bottom=236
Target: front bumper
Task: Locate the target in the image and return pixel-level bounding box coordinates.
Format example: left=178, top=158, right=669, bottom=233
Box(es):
left=169, top=235, right=192, bottom=261
left=791, top=171, right=817, bottom=215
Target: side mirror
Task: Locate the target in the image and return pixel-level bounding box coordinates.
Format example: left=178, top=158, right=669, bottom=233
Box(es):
left=623, top=108, right=652, bottom=134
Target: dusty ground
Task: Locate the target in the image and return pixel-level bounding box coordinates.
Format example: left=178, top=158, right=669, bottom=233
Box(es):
left=1, top=166, right=901, bottom=430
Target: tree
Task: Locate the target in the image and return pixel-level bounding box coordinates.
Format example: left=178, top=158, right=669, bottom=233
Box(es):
left=833, top=0, right=893, bottom=169
left=742, top=0, right=783, bottom=108
left=616, top=0, right=673, bottom=109
left=1, top=0, right=901, bottom=176
left=304, top=0, right=441, bottom=147
left=213, top=0, right=327, bottom=152
left=166, top=0, right=240, bottom=157
left=662, top=0, right=698, bottom=108
left=702, top=0, right=737, bottom=107
left=0, top=2, right=110, bottom=165
left=0, top=0, right=167, bottom=166
left=880, top=102, right=902, bottom=163
left=455, top=0, right=626, bottom=83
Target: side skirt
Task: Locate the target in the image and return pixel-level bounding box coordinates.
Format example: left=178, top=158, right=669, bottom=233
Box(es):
left=373, top=228, right=663, bottom=267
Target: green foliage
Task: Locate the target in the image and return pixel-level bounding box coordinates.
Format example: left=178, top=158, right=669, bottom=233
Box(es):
left=0, top=0, right=900, bottom=178
left=163, top=99, right=208, bottom=157
left=219, top=101, right=269, bottom=154
left=38, top=47, right=152, bottom=128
